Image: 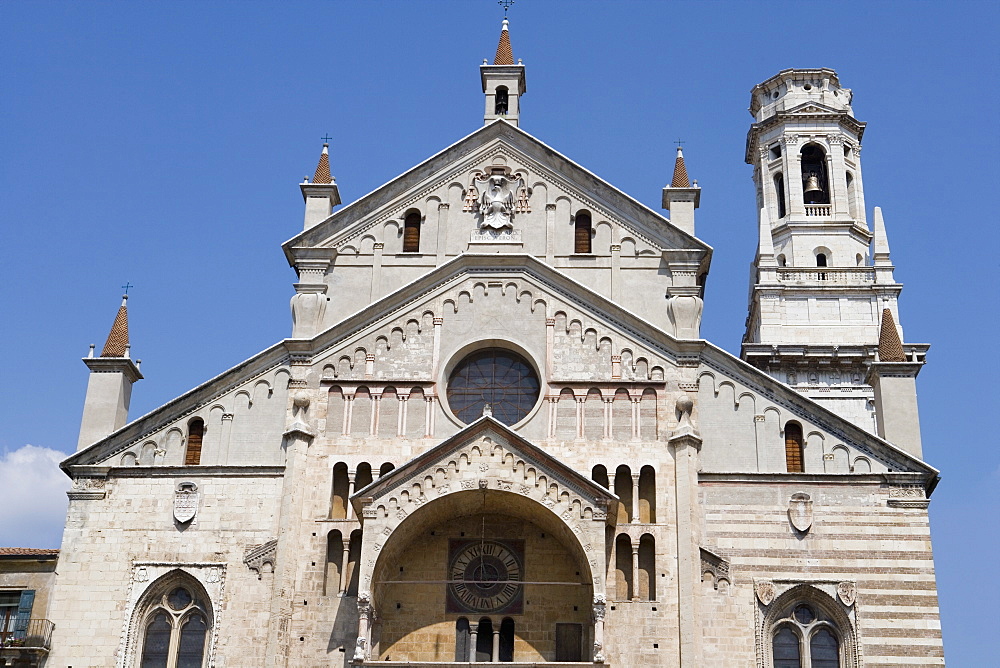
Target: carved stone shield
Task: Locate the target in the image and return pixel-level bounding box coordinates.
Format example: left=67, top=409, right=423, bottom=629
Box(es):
left=174, top=482, right=199, bottom=523
left=837, top=581, right=857, bottom=607
left=788, top=492, right=813, bottom=533
left=755, top=579, right=775, bottom=606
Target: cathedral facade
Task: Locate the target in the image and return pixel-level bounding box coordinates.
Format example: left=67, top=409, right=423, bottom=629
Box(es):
left=46, top=21, right=943, bottom=668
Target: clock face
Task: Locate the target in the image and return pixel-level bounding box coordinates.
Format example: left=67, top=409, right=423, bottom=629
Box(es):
left=446, top=539, right=524, bottom=614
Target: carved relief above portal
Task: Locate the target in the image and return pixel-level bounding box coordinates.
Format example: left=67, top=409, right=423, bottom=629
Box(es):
left=470, top=166, right=527, bottom=230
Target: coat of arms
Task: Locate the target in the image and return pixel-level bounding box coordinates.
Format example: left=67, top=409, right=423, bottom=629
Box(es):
left=473, top=169, right=526, bottom=230
left=788, top=492, right=813, bottom=533
left=174, top=482, right=200, bottom=524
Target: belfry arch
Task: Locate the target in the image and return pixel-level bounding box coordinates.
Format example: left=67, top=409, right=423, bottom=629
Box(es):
left=350, top=417, right=616, bottom=663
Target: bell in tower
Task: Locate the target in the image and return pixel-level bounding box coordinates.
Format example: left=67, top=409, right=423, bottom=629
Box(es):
left=800, top=143, right=829, bottom=204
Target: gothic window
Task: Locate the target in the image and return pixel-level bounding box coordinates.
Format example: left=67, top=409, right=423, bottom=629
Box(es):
left=403, top=211, right=421, bottom=253
left=446, top=349, right=540, bottom=426
left=800, top=144, right=830, bottom=204
left=574, top=211, right=592, bottom=253
left=495, top=86, right=509, bottom=115
left=184, top=419, right=203, bottom=465
left=774, top=173, right=787, bottom=218
left=784, top=422, right=804, bottom=473
left=769, top=602, right=844, bottom=668
left=135, top=581, right=211, bottom=668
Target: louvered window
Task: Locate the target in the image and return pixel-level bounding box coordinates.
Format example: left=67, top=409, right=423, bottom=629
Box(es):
left=403, top=212, right=421, bottom=253
left=185, top=419, right=204, bottom=466
left=574, top=212, right=592, bottom=254
left=784, top=422, right=804, bottom=473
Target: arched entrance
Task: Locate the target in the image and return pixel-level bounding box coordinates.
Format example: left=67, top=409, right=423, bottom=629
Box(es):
left=366, top=490, right=596, bottom=663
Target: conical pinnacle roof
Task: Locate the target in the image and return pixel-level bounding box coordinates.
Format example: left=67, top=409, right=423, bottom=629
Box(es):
left=313, top=144, right=332, bottom=184
left=878, top=308, right=905, bottom=362
left=100, top=296, right=130, bottom=358
left=671, top=147, right=690, bottom=187
left=494, top=18, right=514, bottom=65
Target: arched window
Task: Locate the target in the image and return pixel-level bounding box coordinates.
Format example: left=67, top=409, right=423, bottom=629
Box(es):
left=614, top=533, right=633, bottom=600
left=613, top=465, right=632, bottom=523
left=768, top=598, right=848, bottom=668
left=777, top=254, right=787, bottom=267
left=455, top=617, right=470, bottom=662
left=574, top=211, right=592, bottom=254
left=639, top=465, right=656, bottom=523
left=330, top=462, right=349, bottom=519
left=379, top=461, right=395, bottom=477
left=184, top=419, right=203, bottom=465
left=785, top=422, right=804, bottom=473
left=403, top=211, right=421, bottom=253
left=774, top=173, right=787, bottom=218
left=499, top=618, right=515, bottom=661
left=800, top=143, right=830, bottom=204
left=324, top=530, right=344, bottom=596
left=591, top=464, right=610, bottom=490
left=495, top=86, right=509, bottom=115
left=816, top=253, right=827, bottom=267
left=475, top=617, right=494, bottom=661
left=135, top=577, right=212, bottom=668
left=638, top=533, right=656, bottom=601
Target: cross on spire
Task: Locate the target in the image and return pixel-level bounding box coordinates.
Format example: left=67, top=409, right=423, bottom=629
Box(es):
left=121, top=282, right=134, bottom=295
left=674, top=138, right=686, bottom=148
left=498, top=0, right=515, bottom=15
left=321, top=134, right=332, bottom=145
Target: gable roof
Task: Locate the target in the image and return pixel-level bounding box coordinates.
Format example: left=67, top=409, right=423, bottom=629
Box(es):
left=282, top=120, right=710, bottom=261
left=63, top=252, right=937, bottom=483
left=351, top=415, right=617, bottom=510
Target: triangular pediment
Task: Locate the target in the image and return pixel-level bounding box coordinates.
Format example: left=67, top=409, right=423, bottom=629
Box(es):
left=65, top=253, right=936, bottom=485
left=781, top=101, right=846, bottom=116
left=351, top=416, right=617, bottom=516
left=283, top=120, right=709, bottom=260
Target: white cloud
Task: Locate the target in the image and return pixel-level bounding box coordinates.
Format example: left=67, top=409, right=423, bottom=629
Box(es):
left=0, top=445, right=71, bottom=549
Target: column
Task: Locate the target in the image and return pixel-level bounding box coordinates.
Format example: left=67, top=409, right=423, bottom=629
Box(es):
left=631, top=540, right=640, bottom=601
left=631, top=397, right=641, bottom=441
left=432, top=317, right=444, bottom=378
left=345, top=471, right=357, bottom=520
left=344, top=395, right=354, bottom=435
left=492, top=627, right=500, bottom=662
left=397, top=396, right=407, bottom=436
left=784, top=136, right=804, bottom=216
left=436, top=203, right=449, bottom=264
left=370, top=243, right=384, bottom=301
left=631, top=474, right=641, bottom=524
left=592, top=596, right=607, bottom=662
left=828, top=136, right=849, bottom=218
left=425, top=396, right=434, bottom=438
left=576, top=396, right=585, bottom=440
left=219, top=412, right=234, bottom=463
left=370, top=396, right=380, bottom=436
left=610, top=243, right=621, bottom=301
left=469, top=623, right=479, bottom=662
left=340, top=541, right=352, bottom=595
left=354, top=595, right=372, bottom=661
left=670, top=418, right=704, bottom=665
left=545, top=203, right=556, bottom=263
left=603, top=397, right=613, bottom=440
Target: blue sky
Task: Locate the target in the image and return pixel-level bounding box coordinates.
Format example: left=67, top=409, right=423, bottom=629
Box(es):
left=1, top=1, right=996, bottom=663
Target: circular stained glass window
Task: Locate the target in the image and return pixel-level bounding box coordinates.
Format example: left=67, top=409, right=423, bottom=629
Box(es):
left=447, top=348, right=540, bottom=426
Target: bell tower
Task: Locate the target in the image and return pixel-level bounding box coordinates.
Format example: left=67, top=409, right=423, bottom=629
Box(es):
left=481, top=18, right=526, bottom=127
left=742, top=69, right=928, bottom=456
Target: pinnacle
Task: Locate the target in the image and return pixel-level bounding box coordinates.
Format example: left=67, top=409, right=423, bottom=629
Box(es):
left=312, top=143, right=332, bottom=185
left=494, top=18, right=514, bottom=65
left=100, top=295, right=130, bottom=358
left=877, top=309, right=906, bottom=362
left=670, top=146, right=691, bottom=188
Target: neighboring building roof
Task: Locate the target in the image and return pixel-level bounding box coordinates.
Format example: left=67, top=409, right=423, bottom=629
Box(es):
left=494, top=18, right=514, bottom=65
left=0, top=548, right=59, bottom=558
left=100, top=296, right=130, bottom=357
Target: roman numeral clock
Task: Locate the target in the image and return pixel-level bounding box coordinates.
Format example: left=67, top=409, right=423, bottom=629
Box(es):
left=446, top=539, right=525, bottom=615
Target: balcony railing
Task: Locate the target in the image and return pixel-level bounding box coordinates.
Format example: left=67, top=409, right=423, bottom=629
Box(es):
left=777, top=267, right=875, bottom=284
left=0, top=616, right=54, bottom=652
left=804, top=204, right=831, bottom=216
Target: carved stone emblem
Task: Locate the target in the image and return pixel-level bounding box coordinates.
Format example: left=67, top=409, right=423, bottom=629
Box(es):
left=474, top=169, right=524, bottom=230
left=837, top=581, right=857, bottom=607
left=173, top=482, right=199, bottom=524
left=755, top=579, right=775, bottom=606
left=788, top=492, right=813, bottom=533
